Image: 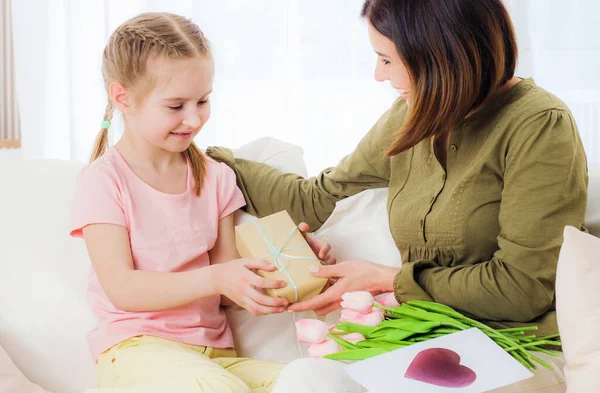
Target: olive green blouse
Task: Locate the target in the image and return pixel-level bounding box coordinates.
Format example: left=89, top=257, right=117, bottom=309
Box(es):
left=207, top=79, right=588, bottom=336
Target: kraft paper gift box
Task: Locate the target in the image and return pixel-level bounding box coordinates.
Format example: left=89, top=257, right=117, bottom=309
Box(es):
left=234, top=210, right=328, bottom=304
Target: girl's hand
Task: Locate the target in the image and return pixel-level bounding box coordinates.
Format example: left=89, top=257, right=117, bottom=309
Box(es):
left=213, top=258, right=289, bottom=316
left=298, top=223, right=336, bottom=265
left=287, top=260, right=400, bottom=315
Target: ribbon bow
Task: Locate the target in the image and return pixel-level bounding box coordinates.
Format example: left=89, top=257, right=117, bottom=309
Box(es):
left=254, top=222, right=321, bottom=303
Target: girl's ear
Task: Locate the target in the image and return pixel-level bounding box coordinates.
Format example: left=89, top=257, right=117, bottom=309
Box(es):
left=109, top=82, right=132, bottom=114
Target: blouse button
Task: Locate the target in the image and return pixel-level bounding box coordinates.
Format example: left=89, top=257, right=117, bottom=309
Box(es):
left=450, top=144, right=458, bottom=152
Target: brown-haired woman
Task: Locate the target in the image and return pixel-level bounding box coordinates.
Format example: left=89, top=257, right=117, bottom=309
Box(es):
left=209, top=1, right=586, bottom=391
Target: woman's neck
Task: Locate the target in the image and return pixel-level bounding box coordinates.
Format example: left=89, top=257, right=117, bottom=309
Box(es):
left=467, top=76, right=522, bottom=118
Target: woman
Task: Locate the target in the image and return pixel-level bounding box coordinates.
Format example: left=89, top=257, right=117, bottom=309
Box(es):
left=208, top=0, right=587, bottom=391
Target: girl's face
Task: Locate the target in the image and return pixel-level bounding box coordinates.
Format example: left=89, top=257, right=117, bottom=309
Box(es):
left=115, top=56, right=214, bottom=154
left=367, top=23, right=411, bottom=101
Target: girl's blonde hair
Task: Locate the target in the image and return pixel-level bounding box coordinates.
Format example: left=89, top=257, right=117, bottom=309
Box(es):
left=91, top=12, right=210, bottom=195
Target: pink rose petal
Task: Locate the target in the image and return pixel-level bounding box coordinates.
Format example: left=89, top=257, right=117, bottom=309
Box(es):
left=295, top=319, right=329, bottom=344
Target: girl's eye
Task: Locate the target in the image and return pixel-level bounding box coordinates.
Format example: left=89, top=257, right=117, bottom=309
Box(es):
left=168, top=105, right=183, bottom=110
left=381, top=59, right=391, bottom=66
left=198, top=99, right=209, bottom=105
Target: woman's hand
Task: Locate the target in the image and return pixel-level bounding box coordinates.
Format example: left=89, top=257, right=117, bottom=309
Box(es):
left=213, top=258, right=289, bottom=316
left=287, top=260, right=400, bottom=315
left=298, top=222, right=336, bottom=265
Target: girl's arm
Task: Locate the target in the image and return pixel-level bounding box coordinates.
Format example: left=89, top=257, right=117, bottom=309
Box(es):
left=209, top=213, right=289, bottom=312
left=83, top=223, right=220, bottom=311
left=82, top=219, right=285, bottom=313
left=208, top=212, right=241, bottom=307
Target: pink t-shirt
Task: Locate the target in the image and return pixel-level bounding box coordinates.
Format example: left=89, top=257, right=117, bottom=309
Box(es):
left=70, top=147, right=245, bottom=361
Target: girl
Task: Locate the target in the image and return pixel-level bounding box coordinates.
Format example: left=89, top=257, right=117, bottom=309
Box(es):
left=70, top=12, right=331, bottom=393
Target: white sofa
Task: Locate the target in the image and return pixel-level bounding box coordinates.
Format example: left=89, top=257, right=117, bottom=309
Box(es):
left=0, top=138, right=598, bottom=393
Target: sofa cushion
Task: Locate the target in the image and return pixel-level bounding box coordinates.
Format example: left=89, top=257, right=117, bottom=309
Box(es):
left=556, top=226, right=600, bottom=392
left=585, top=164, right=600, bottom=237
left=0, top=343, right=52, bottom=393
left=0, top=158, right=95, bottom=393
left=314, top=188, right=401, bottom=268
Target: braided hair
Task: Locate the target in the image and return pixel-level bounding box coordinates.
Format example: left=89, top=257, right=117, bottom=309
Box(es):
left=91, top=13, right=210, bottom=195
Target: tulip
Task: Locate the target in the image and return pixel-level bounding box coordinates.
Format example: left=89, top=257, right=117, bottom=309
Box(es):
left=308, top=338, right=342, bottom=358
left=340, top=291, right=374, bottom=313
left=373, top=305, right=386, bottom=315
left=295, top=319, right=329, bottom=344
left=340, top=332, right=366, bottom=344
left=340, top=308, right=384, bottom=326
left=376, top=292, right=400, bottom=307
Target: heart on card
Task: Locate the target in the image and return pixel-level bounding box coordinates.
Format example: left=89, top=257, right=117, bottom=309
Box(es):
left=404, top=348, right=477, bottom=388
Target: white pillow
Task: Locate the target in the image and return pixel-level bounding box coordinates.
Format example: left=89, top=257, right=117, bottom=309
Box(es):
left=0, top=158, right=96, bottom=393
left=232, top=136, right=308, bottom=178
left=225, top=304, right=318, bottom=362
left=314, top=188, right=401, bottom=268
left=0, top=344, right=52, bottom=393
left=556, top=226, right=600, bottom=392
left=585, top=164, right=600, bottom=237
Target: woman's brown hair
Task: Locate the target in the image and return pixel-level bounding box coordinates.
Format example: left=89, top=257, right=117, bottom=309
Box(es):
left=91, top=13, right=210, bottom=195
left=362, top=0, right=518, bottom=155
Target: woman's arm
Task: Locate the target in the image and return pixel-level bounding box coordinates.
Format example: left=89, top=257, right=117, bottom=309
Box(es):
left=206, top=98, right=408, bottom=230
left=288, top=260, right=400, bottom=315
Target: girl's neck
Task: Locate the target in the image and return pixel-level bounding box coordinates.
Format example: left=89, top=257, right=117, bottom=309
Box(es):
left=116, top=130, right=186, bottom=174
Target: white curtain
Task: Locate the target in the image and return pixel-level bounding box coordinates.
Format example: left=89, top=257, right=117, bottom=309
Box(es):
left=11, top=0, right=600, bottom=175
left=0, top=0, right=20, bottom=145
left=505, top=0, right=600, bottom=165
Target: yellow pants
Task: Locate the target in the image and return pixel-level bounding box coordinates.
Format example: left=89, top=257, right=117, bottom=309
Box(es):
left=84, top=335, right=284, bottom=393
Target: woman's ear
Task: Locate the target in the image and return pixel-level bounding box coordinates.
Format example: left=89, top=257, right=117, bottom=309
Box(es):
left=109, top=82, right=131, bottom=114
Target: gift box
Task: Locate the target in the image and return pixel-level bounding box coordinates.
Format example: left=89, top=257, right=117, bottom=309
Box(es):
left=234, top=210, right=328, bottom=303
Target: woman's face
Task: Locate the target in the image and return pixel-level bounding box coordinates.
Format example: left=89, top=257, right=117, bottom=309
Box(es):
left=367, top=23, right=411, bottom=101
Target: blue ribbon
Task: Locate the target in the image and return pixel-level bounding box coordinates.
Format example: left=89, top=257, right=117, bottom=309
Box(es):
left=254, top=222, right=322, bottom=303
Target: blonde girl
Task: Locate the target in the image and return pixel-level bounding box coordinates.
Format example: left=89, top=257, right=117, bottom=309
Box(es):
left=70, top=12, right=331, bottom=393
